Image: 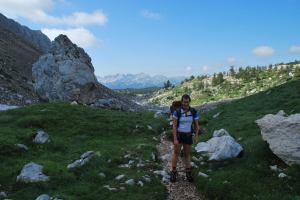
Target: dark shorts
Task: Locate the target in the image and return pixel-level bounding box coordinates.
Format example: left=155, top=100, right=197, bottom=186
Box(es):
left=176, top=132, right=193, bottom=145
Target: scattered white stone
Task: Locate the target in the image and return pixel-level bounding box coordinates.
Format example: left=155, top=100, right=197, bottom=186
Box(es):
left=33, top=130, right=50, bottom=144
left=142, top=176, right=151, bottom=182
left=191, top=162, right=198, bottom=168
left=15, top=143, right=29, bottom=151
left=278, top=173, right=287, bottom=178
left=270, top=165, right=281, bottom=172
left=198, top=172, right=209, bottom=178
left=35, top=194, right=51, bottom=200
left=192, top=156, right=200, bottom=162
left=223, top=180, right=230, bottom=184
left=119, top=187, right=125, bottom=190
left=125, top=179, right=135, bottom=185
left=70, top=101, right=78, bottom=105
left=160, top=153, right=172, bottom=161
left=128, top=160, right=134, bottom=165
left=147, top=125, right=153, bottom=130
left=103, top=185, right=118, bottom=191
left=213, top=112, right=222, bottom=119
left=98, top=172, right=106, bottom=177
left=17, top=162, right=49, bottom=183
left=153, top=170, right=170, bottom=179
left=0, top=191, right=7, bottom=198
left=0, top=104, right=18, bottom=111
left=107, top=159, right=112, bottom=163
left=137, top=163, right=145, bottom=167
left=152, top=136, right=158, bottom=141
left=67, top=151, right=96, bottom=169
left=115, top=174, right=125, bottom=181
left=123, top=154, right=131, bottom=158
left=137, top=180, right=144, bottom=187
left=118, top=164, right=130, bottom=168
left=151, top=152, right=156, bottom=161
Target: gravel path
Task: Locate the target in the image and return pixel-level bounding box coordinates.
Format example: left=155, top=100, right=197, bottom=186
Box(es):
left=157, top=132, right=206, bottom=200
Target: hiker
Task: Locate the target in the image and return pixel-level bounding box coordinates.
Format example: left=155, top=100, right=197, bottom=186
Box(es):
left=170, top=94, right=200, bottom=182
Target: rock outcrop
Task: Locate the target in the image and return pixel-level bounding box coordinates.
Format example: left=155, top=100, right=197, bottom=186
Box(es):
left=255, top=110, right=300, bottom=166
left=32, top=34, right=140, bottom=110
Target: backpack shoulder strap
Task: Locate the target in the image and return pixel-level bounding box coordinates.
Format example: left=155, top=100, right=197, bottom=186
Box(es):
left=176, top=108, right=181, bottom=128
left=190, top=107, right=197, bottom=119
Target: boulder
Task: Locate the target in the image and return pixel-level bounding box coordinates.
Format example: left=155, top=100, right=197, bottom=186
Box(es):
left=255, top=110, right=300, bottom=166
left=195, top=129, right=243, bottom=160
left=16, top=162, right=49, bottom=183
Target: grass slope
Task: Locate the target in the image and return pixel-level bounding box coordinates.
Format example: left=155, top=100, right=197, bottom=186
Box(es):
left=0, top=102, right=168, bottom=200
left=192, top=79, right=300, bottom=200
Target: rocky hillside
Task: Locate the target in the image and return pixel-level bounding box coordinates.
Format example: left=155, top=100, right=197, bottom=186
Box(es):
left=149, top=61, right=300, bottom=106
left=0, top=13, right=51, bottom=106
left=0, top=13, right=51, bottom=53
left=0, top=27, right=42, bottom=105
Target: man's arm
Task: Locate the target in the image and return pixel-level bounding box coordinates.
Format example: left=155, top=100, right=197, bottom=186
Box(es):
left=173, top=118, right=178, bottom=144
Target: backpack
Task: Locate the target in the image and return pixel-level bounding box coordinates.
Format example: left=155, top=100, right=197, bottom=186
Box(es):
left=175, top=107, right=197, bottom=133
left=169, top=101, right=182, bottom=115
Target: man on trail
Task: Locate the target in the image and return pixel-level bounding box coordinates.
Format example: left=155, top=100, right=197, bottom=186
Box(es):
left=170, top=94, right=200, bottom=182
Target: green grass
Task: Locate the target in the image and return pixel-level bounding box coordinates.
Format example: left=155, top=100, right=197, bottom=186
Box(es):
left=191, top=79, right=300, bottom=200
left=0, top=102, right=168, bottom=200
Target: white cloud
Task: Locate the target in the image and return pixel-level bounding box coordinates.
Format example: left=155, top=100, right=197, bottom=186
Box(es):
left=227, top=57, right=236, bottom=64
left=252, top=46, right=274, bottom=56
left=0, top=0, right=107, bottom=27
left=202, top=65, right=209, bottom=72
left=186, top=66, right=192, bottom=71
left=289, top=45, right=300, bottom=54
left=141, top=10, right=161, bottom=20
left=42, top=27, right=100, bottom=48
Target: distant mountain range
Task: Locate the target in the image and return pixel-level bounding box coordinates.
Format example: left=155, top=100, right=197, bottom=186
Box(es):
left=97, top=73, right=186, bottom=89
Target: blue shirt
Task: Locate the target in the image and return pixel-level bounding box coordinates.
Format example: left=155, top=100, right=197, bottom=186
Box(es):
left=172, top=108, right=200, bottom=133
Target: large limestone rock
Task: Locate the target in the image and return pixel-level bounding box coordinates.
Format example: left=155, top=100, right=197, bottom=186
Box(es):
left=255, top=110, right=300, bottom=166
left=32, top=35, right=140, bottom=110
left=195, top=129, right=243, bottom=160
left=32, top=35, right=113, bottom=104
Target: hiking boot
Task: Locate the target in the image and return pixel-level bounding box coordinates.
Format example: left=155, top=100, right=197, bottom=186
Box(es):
left=170, top=170, right=177, bottom=182
left=186, top=168, right=194, bottom=182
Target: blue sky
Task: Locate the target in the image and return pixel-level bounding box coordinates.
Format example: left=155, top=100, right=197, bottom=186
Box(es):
left=1, top=0, right=300, bottom=77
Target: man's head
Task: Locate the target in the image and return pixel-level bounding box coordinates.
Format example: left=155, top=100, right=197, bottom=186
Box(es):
left=181, top=94, right=191, bottom=110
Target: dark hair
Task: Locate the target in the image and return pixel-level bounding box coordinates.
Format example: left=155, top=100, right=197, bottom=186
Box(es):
left=181, top=94, right=191, bottom=102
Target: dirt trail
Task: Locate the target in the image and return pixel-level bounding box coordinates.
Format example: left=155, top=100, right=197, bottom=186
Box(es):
left=157, top=132, right=206, bottom=200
